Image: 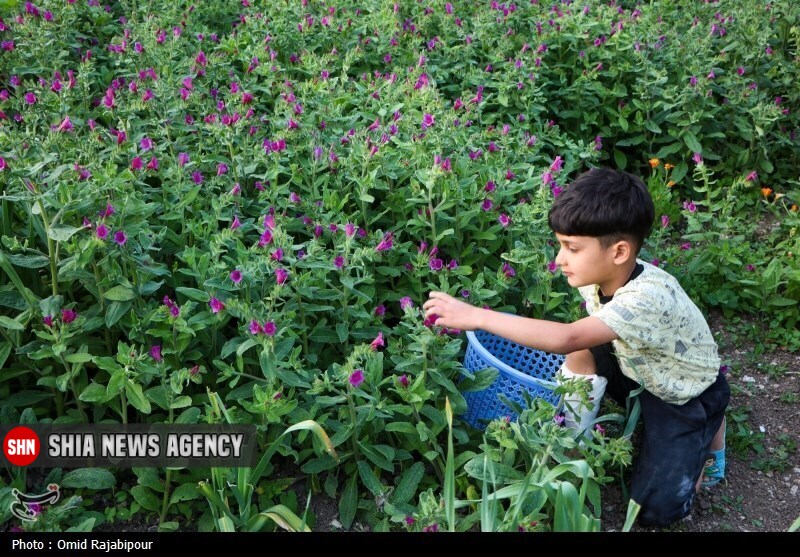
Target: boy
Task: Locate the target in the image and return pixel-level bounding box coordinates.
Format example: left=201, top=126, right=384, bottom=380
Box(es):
left=423, top=167, right=729, bottom=527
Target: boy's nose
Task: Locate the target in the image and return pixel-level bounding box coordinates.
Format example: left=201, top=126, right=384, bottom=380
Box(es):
left=555, top=249, right=564, bottom=267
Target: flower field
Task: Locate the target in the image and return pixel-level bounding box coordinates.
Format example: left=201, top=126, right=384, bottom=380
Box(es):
left=0, top=0, right=798, bottom=532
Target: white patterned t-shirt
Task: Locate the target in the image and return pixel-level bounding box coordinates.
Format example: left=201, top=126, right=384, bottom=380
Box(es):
left=578, top=260, right=720, bottom=405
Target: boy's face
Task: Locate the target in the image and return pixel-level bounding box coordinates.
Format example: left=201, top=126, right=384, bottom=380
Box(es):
left=554, top=233, right=620, bottom=288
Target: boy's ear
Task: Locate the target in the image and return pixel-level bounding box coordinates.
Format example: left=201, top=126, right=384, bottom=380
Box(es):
left=611, top=240, right=634, bottom=265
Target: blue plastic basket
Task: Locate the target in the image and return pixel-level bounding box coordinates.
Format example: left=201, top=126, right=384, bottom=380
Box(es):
left=460, top=330, right=565, bottom=429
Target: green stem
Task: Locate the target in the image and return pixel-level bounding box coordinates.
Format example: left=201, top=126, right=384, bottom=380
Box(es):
left=346, top=389, right=360, bottom=461
left=59, top=355, right=87, bottom=423
left=37, top=198, right=59, bottom=297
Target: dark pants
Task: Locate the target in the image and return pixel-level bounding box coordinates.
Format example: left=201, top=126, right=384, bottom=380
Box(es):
left=590, top=343, right=730, bottom=527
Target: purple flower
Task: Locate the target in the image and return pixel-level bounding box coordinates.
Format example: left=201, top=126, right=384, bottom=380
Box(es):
left=429, top=258, right=443, bottom=271
left=399, top=296, right=414, bottom=310
left=150, top=345, right=162, bottom=362
left=498, top=214, right=510, bottom=227
left=398, top=374, right=409, bottom=387
left=230, top=269, right=243, bottom=284
left=374, top=304, right=386, bottom=316
left=231, top=215, right=241, bottom=230
left=692, top=152, right=703, bottom=165
left=191, top=171, right=203, bottom=184
left=113, top=230, right=127, bottom=246
left=547, top=261, right=558, bottom=273
left=139, top=137, right=153, bottom=151
left=345, top=223, right=356, bottom=238
left=554, top=412, right=565, bottom=426
left=375, top=232, right=393, bottom=252
left=349, top=369, right=365, bottom=388
left=217, top=163, right=228, bottom=176
left=61, top=308, right=77, bottom=324
left=130, top=157, right=143, bottom=171
left=680, top=242, right=692, bottom=251
left=745, top=171, right=758, bottom=182
left=683, top=200, right=697, bottom=213
left=661, top=215, right=670, bottom=228
left=481, top=199, right=494, bottom=211
left=42, top=315, right=54, bottom=327
left=370, top=332, right=385, bottom=351
left=334, top=255, right=345, bottom=269
left=96, top=223, right=109, bottom=240
left=209, top=297, right=224, bottom=314
left=249, top=320, right=263, bottom=335
left=594, top=424, right=606, bottom=436
left=501, top=262, right=516, bottom=278
left=275, top=268, right=288, bottom=285
left=24, top=92, right=37, bottom=105
left=421, top=113, right=435, bottom=129
left=550, top=156, right=563, bottom=172
left=263, top=321, right=276, bottom=336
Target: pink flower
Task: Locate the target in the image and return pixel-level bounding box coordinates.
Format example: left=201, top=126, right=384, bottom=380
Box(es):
left=230, top=269, right=243, bottom=284
left=661, top=215, right=670, bottom=228
left=249, top=320, right=263, bottom=335
left=275, top=268, right=288, bottom=285
left=692, top=152, right=703, bottom=165
left=345, top=223, right=356, bottom=237
left=680, top=242, right=692, bottom=251
left=231, top=215, right=241, bottom=230
left=139, top=137, right=153, bottom=151
left=24, top=92, right=36, bottom=105
left=263, top=321, right=276, bottom=336
left=683, top=201, right=697, bottom=213
left=150, top=345, right=162, bottom=362
left=400, top=297, right=414, bottom=310
left=113, top=230, right=127, bottom=246
left=130, top=157, right=143, bottom=171
left=370, top=332, right=385, bottom=351
left=349, top=369, right=365, bottom=388
left=550, top=156, right=563, bottom=172
left=745, top=171, right=758, bottom=182
left=375, top=232, right=393, bottom=252
left=498, top=214, right=510, bottom=227
left=61, top=308, right=77, bottom=324
left=547, top=261, right=558, bottom=273
left=209, top=297, right=224, bottom=314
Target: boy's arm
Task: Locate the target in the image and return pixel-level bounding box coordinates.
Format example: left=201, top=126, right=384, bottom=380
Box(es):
left=423, top=291, right=618, bottom=354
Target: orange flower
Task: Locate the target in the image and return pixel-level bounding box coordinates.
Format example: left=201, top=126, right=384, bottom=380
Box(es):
left=649, top=158, right=660, bottom=168
left=664, top=163, right=674, bottom=170
left=667, top=181, right=676, bottom=188
left=761, top=187, right=772, bottom=197
left=791, top=204, right=798, bottom=212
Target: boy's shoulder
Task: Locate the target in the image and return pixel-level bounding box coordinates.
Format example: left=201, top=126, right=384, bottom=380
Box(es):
left=579, top=260, right=685, bottom=304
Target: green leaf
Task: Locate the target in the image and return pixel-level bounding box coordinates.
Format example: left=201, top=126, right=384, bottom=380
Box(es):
left=339, top=474, right=358, bottom=530
left=1, top=390, right=52, bottom=408
left=169, top=483, right=200, bottom=506
left=683, top=131, right=702, bottom=154
left=65, top=352, right=93, bottom=363
left=391, top=462, right=425, bottom=505
left=130, top=485, right=160, bottom=512
left=104, top=286, right=136, bottom=302
left=107, top=370, right=127, bottom=396
left=0, top=342, right=11, bottom=370
left=175, top=287, right=210, bottom=302
left=336, top=322, right=348, bottom=343
left=47, top=225, right=81, bottom=243
left=0, top=316, right=24, bottom=331
left=357, top=461, right=384, bottom=497
left=80, top=383, right=109, bottom=403
left=125, top=381, right=152, bottom=414
left=105, top=301, right=132, bottom=327
left=61, top=468, right=116, bottom=490
left=613, top=149, right=627, bottom=170
left=458, top=368, right=499, bottom=393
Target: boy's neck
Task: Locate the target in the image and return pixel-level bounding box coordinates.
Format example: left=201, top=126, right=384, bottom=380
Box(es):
left=598, top=259, right=639, bottom=298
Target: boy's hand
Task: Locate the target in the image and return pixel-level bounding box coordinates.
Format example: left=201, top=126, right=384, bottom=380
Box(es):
left=423, top=291, right=484, bottom=331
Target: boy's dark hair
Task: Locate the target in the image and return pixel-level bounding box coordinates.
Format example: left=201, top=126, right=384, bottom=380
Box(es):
left=548, top=167, right=655, bottom=253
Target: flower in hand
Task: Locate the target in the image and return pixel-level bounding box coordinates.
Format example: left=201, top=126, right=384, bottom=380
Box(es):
left=422, top=291, right=482, bottom=331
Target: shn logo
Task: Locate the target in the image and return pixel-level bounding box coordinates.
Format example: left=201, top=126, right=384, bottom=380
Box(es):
left=10, top=484, right=60, bottom=522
